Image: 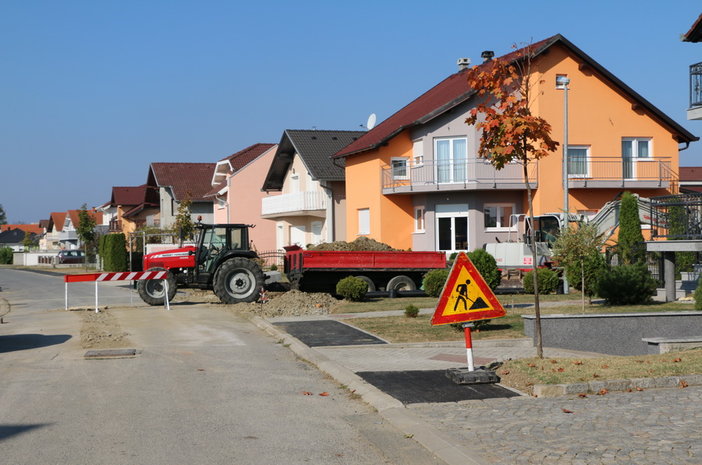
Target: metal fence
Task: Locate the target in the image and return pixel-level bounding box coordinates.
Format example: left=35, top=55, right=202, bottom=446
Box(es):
left=650, top=193, right=702, bottom=240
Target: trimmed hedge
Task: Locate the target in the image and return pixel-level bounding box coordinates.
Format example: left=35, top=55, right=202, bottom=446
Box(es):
left=596, top=264, right=656, bottom=305
left=523, top=268, right=559, bottom=294
left=336, top=276, right=368, bottom=301
left=99, top=233, right=128, bottom=272
left=0, top=247, right=13, bottom=264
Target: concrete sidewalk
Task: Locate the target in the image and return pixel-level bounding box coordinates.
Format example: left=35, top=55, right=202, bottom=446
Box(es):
left=254, top=311, right=702, bottom=465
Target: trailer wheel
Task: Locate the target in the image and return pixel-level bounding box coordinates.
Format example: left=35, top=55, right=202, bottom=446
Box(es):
left=213, top=258, right=264, bottom=304
left=137, top=268, right=177, bottom=306
left=354, top=275, right=376, bottom=292
left=386, top=275, right=417, bottom=292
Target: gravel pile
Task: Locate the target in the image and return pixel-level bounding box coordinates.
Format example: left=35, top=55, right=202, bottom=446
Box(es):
left=247, top=290, right=338, bottom=318
left=308, top=237, right=397, bottom=251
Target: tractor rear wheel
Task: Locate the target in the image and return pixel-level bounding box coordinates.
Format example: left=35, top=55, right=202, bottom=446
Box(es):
left=137, top=268, right=177, bottom=306
left=213, top=258, right=264, bottom=304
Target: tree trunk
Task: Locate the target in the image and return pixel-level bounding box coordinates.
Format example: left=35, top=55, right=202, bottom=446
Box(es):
left=523, top=160, right=543, bottom=358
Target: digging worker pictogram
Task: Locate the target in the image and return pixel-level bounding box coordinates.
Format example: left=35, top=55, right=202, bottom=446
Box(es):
left=454, top=279, right=472, bottom=312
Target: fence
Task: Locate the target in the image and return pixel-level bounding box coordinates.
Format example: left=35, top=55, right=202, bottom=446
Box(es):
left=256, top=250, right=286, bottom=269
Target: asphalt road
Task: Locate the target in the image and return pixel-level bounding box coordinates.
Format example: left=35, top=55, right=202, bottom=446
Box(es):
left=0, top=268, right=444, bottom=465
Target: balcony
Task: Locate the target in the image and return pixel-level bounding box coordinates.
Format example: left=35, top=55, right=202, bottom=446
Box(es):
left=261, top=191, right=327, bottom=218
left=566, top=157, right=676, bottom=190
left=688, top=62, right=702, bottom=120
left=381, top=159, right=537, bottom=194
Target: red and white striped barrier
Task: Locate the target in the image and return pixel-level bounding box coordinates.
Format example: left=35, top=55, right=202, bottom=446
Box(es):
left=64, top=270, right=172, bottom=312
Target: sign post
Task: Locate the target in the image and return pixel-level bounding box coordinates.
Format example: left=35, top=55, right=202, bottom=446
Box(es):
left=431, top=252, right=506, bottom=384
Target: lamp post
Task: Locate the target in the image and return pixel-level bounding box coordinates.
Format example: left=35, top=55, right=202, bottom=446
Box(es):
left=556, top=75, right=570, bottom=294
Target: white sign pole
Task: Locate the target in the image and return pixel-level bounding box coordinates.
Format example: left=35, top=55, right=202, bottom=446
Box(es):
left=463, top=323, right=475, bottom=371
left=65, top=282, right=68, bottom=311
left=95, top=281, right=99, bottom=313
left=164, top=279, right=170, bottom=311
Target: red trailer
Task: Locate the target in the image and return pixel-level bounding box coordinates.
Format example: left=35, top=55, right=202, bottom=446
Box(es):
left=284, top=245, right=446, bottom=293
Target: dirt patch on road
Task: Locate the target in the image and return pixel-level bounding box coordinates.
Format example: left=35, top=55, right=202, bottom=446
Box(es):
left=78, top=309, right=133, bottom=349
left=214, top=290, right=340, bottom=318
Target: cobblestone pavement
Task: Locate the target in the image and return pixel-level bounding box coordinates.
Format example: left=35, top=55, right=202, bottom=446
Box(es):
left=410, top=386, right=702, bottom=465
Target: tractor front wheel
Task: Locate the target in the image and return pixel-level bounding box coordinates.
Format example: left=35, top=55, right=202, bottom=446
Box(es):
left=137, top=268, right=177, bottom=306
left=213, top=258, right=264, bottom=304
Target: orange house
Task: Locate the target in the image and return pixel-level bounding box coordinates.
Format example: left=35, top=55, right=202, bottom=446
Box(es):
left=335, top=34, right=698, bottom=253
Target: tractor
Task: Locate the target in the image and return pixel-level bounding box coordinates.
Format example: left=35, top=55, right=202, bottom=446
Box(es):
left=137, top=223, right=264, bottom=305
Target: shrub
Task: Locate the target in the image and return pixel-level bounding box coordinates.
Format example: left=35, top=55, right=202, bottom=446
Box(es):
left=596, top=264, right=656, bottom=305
left=0, top=247, right=13, bottom=264
left=336, top=276, right=368, bottom=301
left=101, top=233, right=128, bottom=271
left=467, top=248, right=501, bottom=290
left=423, top=269, right=449, bottom=297
left=564, top=251, right=607, bottom=298
left=404, top=304, right=419, bottom=318
left=269, top=264, right=278, bottom=271
left=694, top=276, right=702, bottom=310
left=617, top=191, right=645, bottom=265
left=523, top=268, right=559, bottom=294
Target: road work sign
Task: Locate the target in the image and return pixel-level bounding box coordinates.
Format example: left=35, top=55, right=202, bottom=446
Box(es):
left=431, top=252, right=505, bottom=326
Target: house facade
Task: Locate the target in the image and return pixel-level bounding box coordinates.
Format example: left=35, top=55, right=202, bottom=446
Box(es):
left=43, top=209, right=104, bottom=250
left=336, top=35, right=697, bottom=254
left=100, top=185, right=160, bottom=235
left=206, top=143, right=280, bottom=252
left=146, top=163, right=216, bottom=229
left=262, top=130, right=365, bottom=249
left=684, top=13, right=702, bottom=121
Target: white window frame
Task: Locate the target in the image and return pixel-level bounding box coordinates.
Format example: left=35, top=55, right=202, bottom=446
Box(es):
left=622, top=137, right=653, bottom=180
left=567, top=145, right=590, bottom=178
left=412, top=140, right=424, bottom=166
left=414, top=207, right=425, bottom=233
left=484, top=203, right=517, bottom=231
left=434, top=137, right=468, bottom=184
left=391, top=157, right=409, bottom=180
left=435, top=204, right=469, bottom=253
left=358, top=208, right=370, bottom=235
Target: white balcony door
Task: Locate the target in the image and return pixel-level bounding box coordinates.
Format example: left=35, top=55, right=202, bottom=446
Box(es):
left=436, top=204, right=469, bottom=253
left=436, top=137, right=467, bottom=183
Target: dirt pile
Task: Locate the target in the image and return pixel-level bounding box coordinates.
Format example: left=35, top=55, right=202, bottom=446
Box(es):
left=308, top=237, right=397, bottom=251
left=79, top=309, right=132, bottom=349
left=246, top=290, right=338, bottom=318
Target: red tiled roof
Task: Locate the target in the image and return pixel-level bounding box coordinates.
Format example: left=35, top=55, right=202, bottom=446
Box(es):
left=50, top=212, right=67, bottom=232
left=67, top=209, right=103, bottom=228
left=111, top=185, right=147, bottom=206
left=205, top=181, right=227, bottom=198
left=1, top=224, right=44, bottom=235
left=680, top=166, right=702, bottom=182
left=335, top=34, right=697, bottom=158
left=683, top=14, right=702, bottom=42
left=149, top=162, right=217, bottom=201
left=219, top=143, right=276, bottom=173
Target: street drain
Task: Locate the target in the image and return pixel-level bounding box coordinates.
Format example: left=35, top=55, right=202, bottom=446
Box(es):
left=84, top=348, right=140, bottom=359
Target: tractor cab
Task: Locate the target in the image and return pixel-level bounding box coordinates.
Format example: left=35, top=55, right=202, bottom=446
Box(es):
left=195, top=224, right=251, bottom=275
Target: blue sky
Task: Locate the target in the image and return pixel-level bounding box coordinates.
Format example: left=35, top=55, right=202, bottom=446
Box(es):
left=1, top=1, right=701, bottom=223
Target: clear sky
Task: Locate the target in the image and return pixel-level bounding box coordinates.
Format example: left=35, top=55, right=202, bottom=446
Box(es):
left=1, top=0, right=701, bottom=223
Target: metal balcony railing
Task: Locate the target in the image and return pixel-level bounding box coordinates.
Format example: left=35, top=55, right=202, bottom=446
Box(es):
left=566, top=157, right=675, bottom=189
left=650, top=193, right=702, bottom=240
left=381, top=159, right=536, bottom=193
left=691, top=62, right=702, bottom=108
left=261, top=191, right=327, bottom=216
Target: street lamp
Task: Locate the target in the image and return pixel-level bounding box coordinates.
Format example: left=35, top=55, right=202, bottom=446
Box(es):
left=556, top=74, right=570, bottom=294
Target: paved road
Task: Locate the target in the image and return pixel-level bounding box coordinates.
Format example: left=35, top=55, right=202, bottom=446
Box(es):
left=0, top=269, right=445, bottom=465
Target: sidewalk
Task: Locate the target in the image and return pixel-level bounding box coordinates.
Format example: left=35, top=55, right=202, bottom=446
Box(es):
left=254, top=310, right=702, bottom=465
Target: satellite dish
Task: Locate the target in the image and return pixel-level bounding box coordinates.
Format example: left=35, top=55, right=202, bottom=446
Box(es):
left=366, top=113, right=377, bottom=130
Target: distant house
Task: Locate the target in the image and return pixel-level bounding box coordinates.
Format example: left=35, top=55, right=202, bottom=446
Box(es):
left=1, top=224, right=45, bottom=236
left=679, top=167, right=702, bottom=194
left=205, top=143, right=280, bottom=251
left=43, top=209, right=103, bottom=250
left=262, top=129, right=365, bottom=249
left=0, top=228, right=36, bottom=252
left=683, top=13, right=702, bottom=121
left=146, top=162, right=216, bottom=229
left=99, top=184, right=160, bottom=235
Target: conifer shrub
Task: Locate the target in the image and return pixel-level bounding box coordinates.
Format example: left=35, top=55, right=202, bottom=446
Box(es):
left=423, top=269, right=449, bottom=297
left=0, top=247, right=13, bottom=264
left=336, top=276, right=368, bottom=301
left=100, top=234, right=128, bottom=271
left=404, top=304, right=419, bottom=318
left=694, top=276, right=702, bottom=311
left=467, top=248, right=501, bottom=290
left=523, top=268, right=559, bottom=294
left=596, top=264, right=656, bottom=305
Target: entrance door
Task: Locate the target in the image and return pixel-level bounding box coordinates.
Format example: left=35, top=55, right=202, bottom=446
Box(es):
left=436, top=204, right=469, bottom=253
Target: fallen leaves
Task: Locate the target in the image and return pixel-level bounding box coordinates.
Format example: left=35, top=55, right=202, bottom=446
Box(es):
left=301, top=391, right=331, bottom=396
left=302, top=391, right=313, bottom=396
left=561, top=408, right=574, bottom=414
left=319, top=392, right=330, bottom=397
left=672, top=358, right=682, bottom=363
left=572, top=360, right=583, bottom=366
left=597, top=388, right=608, bottom=396
left=679, top=380, right=689, bottom=389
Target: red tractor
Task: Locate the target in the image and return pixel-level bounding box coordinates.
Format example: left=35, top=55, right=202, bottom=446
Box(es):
left=137, top=223, right=264, bottom=305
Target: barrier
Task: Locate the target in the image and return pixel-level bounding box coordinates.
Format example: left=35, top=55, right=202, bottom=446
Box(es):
left=64, top=271, right=171, bottom=312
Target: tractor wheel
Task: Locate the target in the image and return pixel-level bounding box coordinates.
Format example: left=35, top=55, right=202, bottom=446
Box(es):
left=137, top=268, right=177, bottom=306
left=386, top=275, right=417, bottom=292
left=213, top=258, right=264, bottom=304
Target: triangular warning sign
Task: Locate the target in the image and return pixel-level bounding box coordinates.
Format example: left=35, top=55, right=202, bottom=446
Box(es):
left=431, top=252, right=506, bottom=326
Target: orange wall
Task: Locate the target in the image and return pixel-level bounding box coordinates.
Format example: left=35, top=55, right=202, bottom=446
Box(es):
left=344, top=131, right=414, bottom=249
left=531, top=44, right=680, bottom=215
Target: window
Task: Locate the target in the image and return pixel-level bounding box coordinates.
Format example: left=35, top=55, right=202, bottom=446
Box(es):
left=358, top=208, right=370, bottom=235
left=391, top=157, right=409, bottom=179
left=435, top=137, right=468, bottom=183
left=622, top=138, right=652, bottom=179
left=436, top=204, right=468, bottom=252
left=413, top=140, right=424, bottom=166
left=484, top=204, right=515, bottom=230
left=567, top=146, right=589, bottom=177
left=414, top=207, right=425, bottom=233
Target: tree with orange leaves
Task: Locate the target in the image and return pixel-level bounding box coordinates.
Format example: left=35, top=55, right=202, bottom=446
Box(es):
left=465, top=45, right=559, bottom=358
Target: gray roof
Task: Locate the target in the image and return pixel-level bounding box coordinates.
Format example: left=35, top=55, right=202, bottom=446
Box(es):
left=262, top=129, right=366, bottom=191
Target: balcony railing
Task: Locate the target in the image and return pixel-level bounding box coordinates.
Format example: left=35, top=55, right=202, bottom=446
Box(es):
left=261, top=191, right=327, bottom=217
left=566, top=157, right=675, bottom=190
left=691, top=62, right=702, bottom=108
left=381, top=159, right=537, bottom=193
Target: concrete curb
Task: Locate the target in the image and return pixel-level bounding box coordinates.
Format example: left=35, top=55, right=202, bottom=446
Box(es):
left=248, top=315, right=489, bottom=465
left=533, top=373, right=702, bottom=397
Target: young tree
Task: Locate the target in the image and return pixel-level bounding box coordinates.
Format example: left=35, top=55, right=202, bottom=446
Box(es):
left=552, top=223, right=606, bottom=310
left=22, top=232, right=37, bottom=252
left=77, top=204, right=96, bottom=269
left=0, top=204, right=7, bottom=225
left=617, top=191, right=645, bottom=265
left=465, top=45, right=559, bottom=358
left=174, top=196, right=195, bottom=245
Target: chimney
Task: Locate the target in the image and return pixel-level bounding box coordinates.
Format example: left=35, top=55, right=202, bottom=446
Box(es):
left=481, top=50, right=495, bottom=62
left=456, top=57, right=471, bottom=71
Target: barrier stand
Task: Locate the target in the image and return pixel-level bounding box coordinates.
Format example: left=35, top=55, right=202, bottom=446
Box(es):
left=462, top=322, right=475, bottom=371
left=64, top=271, right=169, bottom=312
